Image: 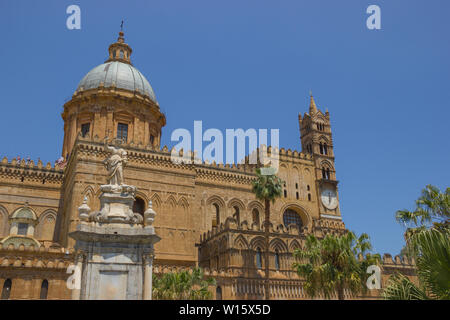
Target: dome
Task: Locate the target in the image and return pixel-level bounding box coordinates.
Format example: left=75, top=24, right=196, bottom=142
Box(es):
left=11, top=207, right=37, bottom=221
left=76, top=61, right=157, bottom=102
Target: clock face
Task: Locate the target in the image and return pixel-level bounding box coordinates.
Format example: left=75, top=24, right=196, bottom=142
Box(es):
left=321, top=188, right=338, bottom=210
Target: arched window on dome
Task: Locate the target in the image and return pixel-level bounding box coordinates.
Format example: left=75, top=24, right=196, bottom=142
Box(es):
left=283, top=209, right=303, bottom=231
left=119, top=50, right=124, bottom=59
left=117, top=123, right=128, bottom=143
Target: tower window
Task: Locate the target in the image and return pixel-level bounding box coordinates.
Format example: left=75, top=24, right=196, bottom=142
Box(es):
left=150, top=134, right=155, bottom=146
left=308, top=193, right=311, bottom=201
left=324, top=144, right=328, bottom=155
left=81, top=123, right=90, bottom=138
left=18, top=223, right=28, bottom=235
left=117, top=123, right=128, bottom=142
left=120, top=50, right=124, bottom=59
left=326, top=168, right=331, bottom=180
left=284, top=190, right=287, bottom=198
left=295, top=183, right=298, bottom=189
left=319, top=143, right=324, bottom=155
left=322, top=168, right=326, bottom=179
left=296, top=192, right=299, bottom=200
left=307, top=185, right=310, bottom=191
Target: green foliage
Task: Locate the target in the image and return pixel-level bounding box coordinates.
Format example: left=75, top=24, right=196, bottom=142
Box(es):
left=384, top=185, right=450, bottom=300
left=293, top=231, right=380, bottom=299
left=382, top=273, right=429, bottom=300
left=152, top=267, right=216, bottom=300
left=251, top=168, right=284, bottom=204
left=384, top=228, right=450, bottom=300
left=396, top=185, right=449, bottom=234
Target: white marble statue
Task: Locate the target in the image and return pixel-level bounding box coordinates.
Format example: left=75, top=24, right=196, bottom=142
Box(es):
left=103, top=139, right=128, bottom=186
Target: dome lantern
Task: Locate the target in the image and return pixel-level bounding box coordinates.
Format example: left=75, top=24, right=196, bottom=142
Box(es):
left=105, top=30, right=133, bottom=65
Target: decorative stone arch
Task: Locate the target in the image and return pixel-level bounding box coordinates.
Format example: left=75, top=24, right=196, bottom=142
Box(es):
left=134, top=191, right=149, bottom=204
left=289, top=239, right=302, bottom=252
left=226, top=198, right=245, bottom=226
left=233, top=234, right=249, bottom=250
left=246, top=200, right=264, bottom=213
left=269, top=238, right=288, bottom=253
left=149, top=193, right=162, bottom=209
left=82, top=185, right=96, bottom=200
left=206, top=195, right=226, bottom=227
left=249, top=236, right=266, bottom=251
left=279, top=203, right=312, bottom=230
left=320, top=160, right=334, bottom=170
left=165, top=195, right=177, bottom=208
left=36, top=210, right=57, bottom=241
left=177, top=197, right=189, bottom=209
left=317, top=135, right=330, bottom=144
left=0, top=205, right=9, bottom=237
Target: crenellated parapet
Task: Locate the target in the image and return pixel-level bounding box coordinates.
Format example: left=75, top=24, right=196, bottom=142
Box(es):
left=0, top=156, right=64, bottom=184
left=0, top=242, right=75, bottom=270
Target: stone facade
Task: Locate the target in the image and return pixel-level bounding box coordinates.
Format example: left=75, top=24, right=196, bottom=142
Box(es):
left=0, top=31, right=417, bottom=300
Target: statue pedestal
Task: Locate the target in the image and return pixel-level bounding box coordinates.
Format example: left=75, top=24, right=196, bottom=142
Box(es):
left=70, top=223, right=160, bottom=300
left=70, top=182, right=160, bottom=300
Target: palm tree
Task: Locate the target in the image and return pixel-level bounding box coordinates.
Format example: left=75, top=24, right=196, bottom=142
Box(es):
left=383, top=228, right=450, bottom=300
left=293, top=231, right=380, bottom=300
left=396, top=185, right=449, bottom=236
left=384, top=185, right=450, bottom=300
left=251, top=167, right=283, bottom=300
left=152, top=267, right=216, bottom=300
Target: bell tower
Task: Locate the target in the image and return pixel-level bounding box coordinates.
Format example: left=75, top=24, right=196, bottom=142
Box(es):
left=299, top=94, right=340, bottom=217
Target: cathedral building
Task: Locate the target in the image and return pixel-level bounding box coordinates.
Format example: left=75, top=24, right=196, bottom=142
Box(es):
left=0, top=31, right=416, bottom=300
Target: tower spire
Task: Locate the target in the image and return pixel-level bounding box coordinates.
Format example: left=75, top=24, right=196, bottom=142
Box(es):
left=309, top=91, right=318, bottom=114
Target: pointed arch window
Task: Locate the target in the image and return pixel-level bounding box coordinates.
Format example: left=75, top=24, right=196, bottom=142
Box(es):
left=1, top=279, right=12, bottom=300
left=212, top=203, right=220, bottom=227
left=256, top=247, right=262, bottom=269
left=252, top=209, right=260, bottom=227
left=216, top=286, right=222, bottom=300
left=133, top=197, right=146, bottom=216
left=40, top=280, right=48, bottom=300
left=233, top=206, right=240, bottom=225
left=275, top=250, right=280, bottom=270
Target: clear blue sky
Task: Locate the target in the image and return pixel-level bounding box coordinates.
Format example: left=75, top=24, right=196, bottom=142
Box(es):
left=0, top=0, right=448, bottom=256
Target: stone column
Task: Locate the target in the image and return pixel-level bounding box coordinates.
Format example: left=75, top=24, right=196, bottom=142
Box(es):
left=71, top=253, right=84, bottom=300
left=142, top=252, right=154, bottom=300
